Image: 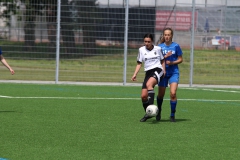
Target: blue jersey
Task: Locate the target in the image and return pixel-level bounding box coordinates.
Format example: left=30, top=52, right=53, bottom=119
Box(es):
left=158, top=42, right=183, bottom=75
left=0, top=47, right=2, bottom=55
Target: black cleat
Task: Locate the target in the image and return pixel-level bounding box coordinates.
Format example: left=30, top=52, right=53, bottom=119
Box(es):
left=170, top=116, right=176, bottom=122
left=140, top=114, right=151, bottom=122
left=156, top=113, right=161, bottom=121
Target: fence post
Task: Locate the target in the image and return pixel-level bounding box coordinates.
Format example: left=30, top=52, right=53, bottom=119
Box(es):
left=189, top=0, right=195, bottom=87
left=123, top=0, right=129, bottom=85
left=55, top=0, right=61, bottom=84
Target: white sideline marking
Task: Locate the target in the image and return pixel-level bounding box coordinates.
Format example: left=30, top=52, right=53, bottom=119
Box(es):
left=0, top=95, right=12, bottom=98
left=0, top=95, right=138, bottom=100
left=0, top=95, right=240, bottom=102
left=182, top=87, right=240, bottom=93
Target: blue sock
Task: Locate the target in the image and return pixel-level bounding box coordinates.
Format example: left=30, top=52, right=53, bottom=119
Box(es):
left=170, top=100, right=177, bottom=117
left=156, top=96, right=163, bottom=112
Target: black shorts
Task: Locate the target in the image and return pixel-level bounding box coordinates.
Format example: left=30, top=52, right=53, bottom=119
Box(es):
left=142, top=68, right=164, bottom=89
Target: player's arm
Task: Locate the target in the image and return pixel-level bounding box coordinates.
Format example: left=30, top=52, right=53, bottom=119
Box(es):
left=164, top=51, right=172, bottom=59
left=167, top=55, right=183, bottom=65
left=131, top=62, right=142, bottom=81
left=159, top=48, right=166, bottom=76
left=0, top=55, right=15, bottom=75
left=161, top=59, right=166, bottom=76
left=166, top=45, right=183, bottom=65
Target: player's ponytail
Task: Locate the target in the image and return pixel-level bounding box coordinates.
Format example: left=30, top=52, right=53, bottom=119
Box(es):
left=159, top=34, right=165, bottom=44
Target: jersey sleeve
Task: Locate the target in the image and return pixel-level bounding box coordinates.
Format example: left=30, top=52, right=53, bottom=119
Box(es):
left=137, top=48, right=143, bottom=63
left=159, top=47, right=164, bottom=60
left=176, top=44, right=183, bottom=56
left=0, top=47, right=2, bottom=55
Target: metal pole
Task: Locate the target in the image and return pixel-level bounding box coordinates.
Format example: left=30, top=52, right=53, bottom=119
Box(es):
left=223, top=0, right=227, bottom=50
left=55, top=0, right=61, bottom=84
left=220, top=9, right=222, bottom=32
left=123, top=0, right=129, bottom=85
left=40, top=15, right=42, bottom=43
left=189, top=0, right=195, bottom=87
left=174, top=0, right=176, bottom=35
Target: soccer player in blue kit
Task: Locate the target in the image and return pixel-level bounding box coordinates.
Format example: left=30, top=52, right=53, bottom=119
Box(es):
left=131, top=33, right=165, bottom=122
left=156, top=28, right=183, bottom=122
left=0, top=47, right=15, bottom=75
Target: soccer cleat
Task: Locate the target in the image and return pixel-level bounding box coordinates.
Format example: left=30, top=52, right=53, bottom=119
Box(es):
left=170, top=116, right=176, bottom=122
left=140, top=114, right=151, bottom=122
left=156, top=113, right=161, bottom=121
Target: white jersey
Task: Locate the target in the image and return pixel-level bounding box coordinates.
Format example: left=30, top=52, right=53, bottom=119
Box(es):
left=137, top=45, right=164, bottom=71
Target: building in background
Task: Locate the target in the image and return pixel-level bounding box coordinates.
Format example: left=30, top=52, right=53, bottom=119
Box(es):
left=98, top=0, right=240, bottom=7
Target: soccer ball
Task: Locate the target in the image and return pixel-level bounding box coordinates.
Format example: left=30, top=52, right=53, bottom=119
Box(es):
left=146, top=105, right=159, bottom=117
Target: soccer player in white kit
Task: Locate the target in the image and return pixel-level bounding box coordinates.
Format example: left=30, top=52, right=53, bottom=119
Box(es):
left=131, top=33, right=165, bottom=122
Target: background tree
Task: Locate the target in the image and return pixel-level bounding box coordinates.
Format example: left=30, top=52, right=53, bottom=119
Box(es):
left=21, top=0, right=40, bottom=51
left=1, top=0, right=77, bottom=54
left=0, top=0, right=18, bottom=39
left=44, top=0, right=57, bottom=52
left=75, top=0, right=97, bottom=55
left=61, top=0, right=77, bottom=56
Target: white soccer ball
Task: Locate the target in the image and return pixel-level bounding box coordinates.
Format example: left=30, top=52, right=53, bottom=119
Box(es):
left=146, top=105, right=159, bottom=117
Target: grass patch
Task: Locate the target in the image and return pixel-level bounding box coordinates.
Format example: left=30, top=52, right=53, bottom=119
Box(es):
left=0, top=83, right=240, bottom=159
left=0, top=41, right=240, bottom=85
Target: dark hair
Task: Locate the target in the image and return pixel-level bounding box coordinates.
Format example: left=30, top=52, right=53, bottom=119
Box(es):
left=143, top=33, right=154, bottom=41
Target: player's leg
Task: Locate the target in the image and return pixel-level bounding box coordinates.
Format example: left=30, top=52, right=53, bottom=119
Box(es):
left=156, top=86, right=166, bottom=120
left=169, top=82, right=178, bottom=122
left=169, top=73, right=179, bottom=122
left=141, top=74, right=150, bottom=112
left=140, top=69, right=160, bottom=122
left=139, top=74, right=151, bottom=122
left=147, top=68, right=164, bottom=108
left=140, top=77, right=158, bottom=122
left=145, top=68, right=164, bottom=121
left=146, top=77, right=158, bottom=105
left=156, top=76, right=168, bottom=121
left=141, top=88, right=149, bottom=112
left=140, top=88, right=151, bottom=122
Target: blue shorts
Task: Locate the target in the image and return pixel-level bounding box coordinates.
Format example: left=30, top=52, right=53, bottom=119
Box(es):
left=158, top=73, right=179, bottom=87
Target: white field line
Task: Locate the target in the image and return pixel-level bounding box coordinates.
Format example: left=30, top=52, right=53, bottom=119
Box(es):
left=182, top=87, right=240, bottom=93
left=0, top=95, right=138, bottom=100
left=0, top=95, right=240, bottom=102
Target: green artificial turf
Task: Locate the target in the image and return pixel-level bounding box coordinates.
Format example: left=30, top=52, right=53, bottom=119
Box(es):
left=0, top=83, right=240, bottom=160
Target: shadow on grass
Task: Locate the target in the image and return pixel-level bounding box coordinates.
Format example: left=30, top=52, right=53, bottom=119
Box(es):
left=149, top=118, right=191, bottom=124
left=0, top=111, right=17, bottom=113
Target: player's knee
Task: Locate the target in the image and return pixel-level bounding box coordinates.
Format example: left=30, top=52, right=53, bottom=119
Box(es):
left=170, top=92, right=176, bottom=99
left=158, top=92, right=165, bottom=98
left=141, top=95, right=148, bottom=101
left=158, top=88, right=166, bottom=98
left=146, top=83, right=154, bottom=90
left=141, top=93, right=148, bottom=101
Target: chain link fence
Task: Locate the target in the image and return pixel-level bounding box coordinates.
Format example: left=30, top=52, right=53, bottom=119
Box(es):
left=0, top=0, right=239, bottom=85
